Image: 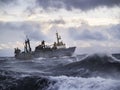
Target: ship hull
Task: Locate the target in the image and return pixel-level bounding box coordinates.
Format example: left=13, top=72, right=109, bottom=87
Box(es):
left=15, top=52, right=33, bottom=60
left=15, top=47, right=76, bottom=59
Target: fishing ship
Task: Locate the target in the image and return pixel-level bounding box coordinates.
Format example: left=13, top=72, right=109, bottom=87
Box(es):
left=14, top=32, right=76, bottom=59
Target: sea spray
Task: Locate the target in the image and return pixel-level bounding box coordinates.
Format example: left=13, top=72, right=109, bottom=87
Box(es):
left=48, top=76, right=120, bottom=90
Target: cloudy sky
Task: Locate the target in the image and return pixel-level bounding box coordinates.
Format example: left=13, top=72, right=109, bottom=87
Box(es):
left=0, top=0, right=120, bottom=56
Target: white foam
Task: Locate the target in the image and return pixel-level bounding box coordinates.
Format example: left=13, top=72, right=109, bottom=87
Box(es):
left=48, top=76, right=120, bottom=90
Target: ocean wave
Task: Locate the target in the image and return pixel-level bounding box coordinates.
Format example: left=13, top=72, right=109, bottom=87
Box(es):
left=48, top=76, right=120, bottom=90
left=1, top=69, right=120, bottom=90
left=52, top=54, right=120, bottom=78
left=0, top=53, right=120, bottom=90
left=0, top=70, right=55, bottom=90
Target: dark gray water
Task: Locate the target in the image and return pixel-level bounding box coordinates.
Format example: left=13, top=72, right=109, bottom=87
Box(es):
left=0, top=53, right=120, bottom=90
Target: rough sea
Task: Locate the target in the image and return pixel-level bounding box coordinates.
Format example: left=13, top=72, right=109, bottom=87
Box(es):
left=0, top=53, right=120, bottom=90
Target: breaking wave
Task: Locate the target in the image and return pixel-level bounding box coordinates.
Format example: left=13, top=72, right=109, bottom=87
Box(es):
left=0, top=53, right=120, bottom=90
left=0, top=70, right=120, bottom=90
left=48, top=76, right=120, bottom=90
left=0, top=70, right=55, bottom=90
left=53, top=54, right=120, bottom=78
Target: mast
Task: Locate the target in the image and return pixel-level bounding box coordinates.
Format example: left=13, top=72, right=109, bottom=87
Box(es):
left=25, top=40, right=28, bottom=53
left=56, top=32, right=61, bottom=45
left=24, top=36, right=32, bottom=53
left=27, top=38, right=31, bottom=52
left=55, top=31, right=66, bottom=48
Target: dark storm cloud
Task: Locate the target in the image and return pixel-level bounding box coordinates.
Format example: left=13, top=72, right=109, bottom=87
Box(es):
left=0, top=0, right=14, bottom=4
left=68, top=24, right=120, bottom=41
left=0, top=21, right=120, bottom=44
left=68, top=27, right=108, bottom=41
left=48, top=19, right=65, bottom=25
left=19, top=22, right=47, bottom=41
left=0, top=0, right=16, bottom=7
left=36, top=0, right=63, bottom=10
left=36, top=0, right=120, bottom=10
left=0, top=21, right=47, bottom=42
